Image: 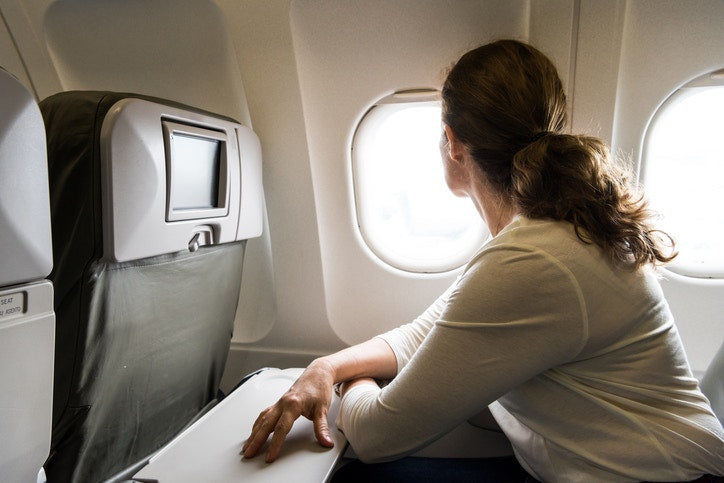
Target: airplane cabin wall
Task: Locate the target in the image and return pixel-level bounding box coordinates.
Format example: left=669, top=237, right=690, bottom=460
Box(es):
left=0, top=11, right=31, bottom=92
left=288, top=0, right=529, bottom=345
left=0, top=0, right=720, bottom=388
left=225, top=0, right=724, bottom=381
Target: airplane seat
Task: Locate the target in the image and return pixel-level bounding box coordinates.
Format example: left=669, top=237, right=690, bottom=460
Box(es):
left=0, top=68, right=55, bottom=482
left=701, top=341, right=724, bottom=423
left=39, top=91, right=263, bottom=482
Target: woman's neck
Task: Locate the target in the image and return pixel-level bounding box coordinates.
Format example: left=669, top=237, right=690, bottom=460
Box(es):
left=468, top=179, right=518, bottom=237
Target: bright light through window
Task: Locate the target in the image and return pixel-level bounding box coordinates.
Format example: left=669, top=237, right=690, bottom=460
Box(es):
left=352, top=93, right=487, bottom=273
left=642, top=75, right=724, bottom=278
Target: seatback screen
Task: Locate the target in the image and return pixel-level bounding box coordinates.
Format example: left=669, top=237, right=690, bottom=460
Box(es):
left=162, top=119, right=229, bottom=222
left=169, top=132, right=221, bottom=210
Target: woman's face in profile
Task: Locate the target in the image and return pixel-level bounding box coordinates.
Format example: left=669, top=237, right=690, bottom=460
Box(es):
left=439, top=126, right=470, bottom=198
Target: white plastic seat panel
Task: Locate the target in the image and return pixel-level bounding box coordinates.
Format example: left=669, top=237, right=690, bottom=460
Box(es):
left=0, top=69, right=52, bottom=287
left=0, top=281, right=54, bottom=483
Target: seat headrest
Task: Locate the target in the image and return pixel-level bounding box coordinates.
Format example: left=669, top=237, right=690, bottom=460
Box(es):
left=40, top=91, right=263, bottom=263
left=0, top=69, right=53, bottom=286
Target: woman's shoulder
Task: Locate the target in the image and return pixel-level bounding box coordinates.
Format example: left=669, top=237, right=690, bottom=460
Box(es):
left=455, top=218, right=589, bottom=312
left=466, top=216, right=651, bottom=299
left=442, top=218, right=590, bottom=353
left=496, top=216, right=580, bottom=246
left=470, top=217, right=588, bottom=268
left=462, top=217, right=665, bottom=327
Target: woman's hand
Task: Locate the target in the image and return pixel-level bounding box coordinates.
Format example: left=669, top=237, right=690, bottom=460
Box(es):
left=241, top=359, right=336, bottom=462
left=241, top=338, right=398, bottom=462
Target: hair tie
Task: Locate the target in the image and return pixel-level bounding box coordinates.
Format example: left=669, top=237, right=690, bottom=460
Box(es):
left=529, top=131, right=552, bottom=144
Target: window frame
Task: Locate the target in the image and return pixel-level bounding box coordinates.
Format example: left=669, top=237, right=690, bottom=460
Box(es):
left=640, top=69, right=724, bottom=279
left=350, top=89, right=488, bottom=274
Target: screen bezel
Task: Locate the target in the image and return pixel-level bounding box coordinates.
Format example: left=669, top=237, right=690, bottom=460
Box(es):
left=162, top=120, right=230, bottom=222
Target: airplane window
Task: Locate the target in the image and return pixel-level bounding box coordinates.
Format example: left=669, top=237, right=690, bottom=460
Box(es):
left=352, top=91, right=488, bottom=273
left=641, top=71, right=724, bottom=278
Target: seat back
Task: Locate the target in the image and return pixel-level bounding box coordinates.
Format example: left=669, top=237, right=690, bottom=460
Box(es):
left=40, top=92, right=263, bottom=482
left=0, top=68, right=55, bottom=482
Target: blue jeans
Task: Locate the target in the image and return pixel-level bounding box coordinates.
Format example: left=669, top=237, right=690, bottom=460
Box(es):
left=331, top=456, right=534, bottom=482
left=331, top=458, right=724, bottom=483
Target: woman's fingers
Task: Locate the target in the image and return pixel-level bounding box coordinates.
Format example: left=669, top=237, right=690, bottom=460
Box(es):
left=264, top=409, right=300, bottom=462
left=262, top=400, right=335, bottom=462
left=242, top=393, right=308, bottom=460
left=242, top=407, right=279, bottom=458
left=313, top=406, right=334, bottom=448
left=241, top=366, right=336, bottom=461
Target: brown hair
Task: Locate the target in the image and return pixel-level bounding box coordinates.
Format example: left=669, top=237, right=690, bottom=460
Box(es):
left=442, top=39, right=675, bottom=268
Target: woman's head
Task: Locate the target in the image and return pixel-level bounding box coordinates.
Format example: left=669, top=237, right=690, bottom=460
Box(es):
left=442, top=40, right=567, bottom=195
left=441, top=39, right=675, bottom=268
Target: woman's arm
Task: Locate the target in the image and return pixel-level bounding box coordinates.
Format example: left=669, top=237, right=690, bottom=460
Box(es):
left=241, top=337, right=397, bottom=462
left=241, top=280, right=457, bottom=462
left=336, top=247, right=587, bottom=462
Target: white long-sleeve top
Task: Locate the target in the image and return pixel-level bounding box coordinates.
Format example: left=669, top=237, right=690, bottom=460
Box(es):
left=337, top=217, right=724, bottom=482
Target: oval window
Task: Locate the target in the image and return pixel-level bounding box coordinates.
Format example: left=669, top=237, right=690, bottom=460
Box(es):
left=352, top=90, right=488, bottom=273
left=641, top=70, right=724, bottom=278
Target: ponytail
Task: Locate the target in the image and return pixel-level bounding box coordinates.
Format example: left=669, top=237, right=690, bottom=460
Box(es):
left=512, top=134, right=676, bottom=268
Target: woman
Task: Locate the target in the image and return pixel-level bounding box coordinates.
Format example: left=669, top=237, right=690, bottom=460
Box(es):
left=242, top=40, right=724, bottom=482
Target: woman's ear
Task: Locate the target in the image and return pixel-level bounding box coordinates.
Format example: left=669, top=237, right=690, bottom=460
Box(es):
left=444, top=124, right=465, bottom=162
